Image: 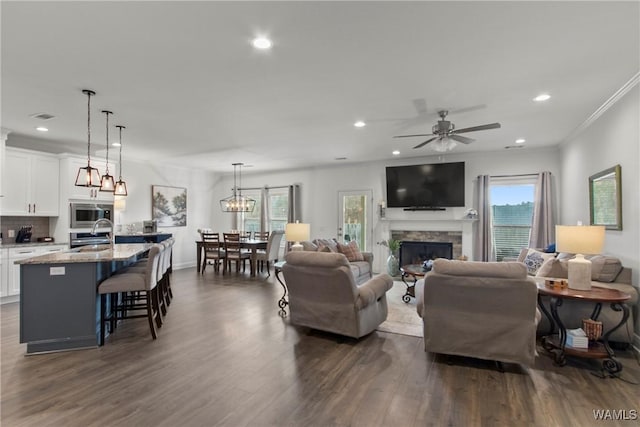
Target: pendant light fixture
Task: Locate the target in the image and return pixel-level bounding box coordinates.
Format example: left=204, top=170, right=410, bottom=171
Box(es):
left=75, top=89, right=101, bottom=187
left=113, top=125, right=128, bottom=196
left=99, top=110, right=115, bottom=192
left=220, top=163, right=256, bottom=212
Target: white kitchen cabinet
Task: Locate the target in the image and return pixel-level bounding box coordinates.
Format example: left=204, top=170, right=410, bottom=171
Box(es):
left=63, top=157, right=115, bottom=202
left=6, top=245, right=66, bottom=297
left=1, top=148, right=60, bottom=216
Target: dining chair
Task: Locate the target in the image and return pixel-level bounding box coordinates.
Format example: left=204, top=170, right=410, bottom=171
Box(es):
left=255, top=231, right=270, bottom=241
left=240, top=231, right=252, bottom=240
left=223, top=233, right=250, bottom=273
left=255, top=230, right=284, bottom=276
left=202, top=232, right=226, bottom=273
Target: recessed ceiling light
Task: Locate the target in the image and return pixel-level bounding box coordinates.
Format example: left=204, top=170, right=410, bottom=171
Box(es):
left=533, top=93, right=551, bottom=102
left=392, top=150, right=400, bottom=155
left=354, top=121, right=366, bottom=128
left=515, top=138, right=526, bottom=144
left=252, top=37, right=272, bottom=49
left=36, top=126, right=48, bottom=132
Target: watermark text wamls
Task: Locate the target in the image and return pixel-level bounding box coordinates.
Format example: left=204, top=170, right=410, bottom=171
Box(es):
left=593, top=409, right=638, bottom=421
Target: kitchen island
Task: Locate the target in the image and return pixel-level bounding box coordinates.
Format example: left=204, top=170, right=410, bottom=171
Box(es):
left=16, top=243, right=152, bottom=354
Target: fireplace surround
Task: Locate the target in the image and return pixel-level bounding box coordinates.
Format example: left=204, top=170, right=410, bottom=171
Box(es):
left=399, top=241, right=453, bottom=266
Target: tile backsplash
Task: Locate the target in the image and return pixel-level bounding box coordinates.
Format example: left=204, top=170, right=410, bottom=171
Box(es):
left=0, top=216, right=51, bottom=242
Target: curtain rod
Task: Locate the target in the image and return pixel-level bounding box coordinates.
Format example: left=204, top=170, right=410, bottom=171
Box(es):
left=489, top=173, right=539, bottom=178
left=238, top=185, right=292, bottom=191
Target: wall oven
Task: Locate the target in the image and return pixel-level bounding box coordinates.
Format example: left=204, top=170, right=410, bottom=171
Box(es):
left=70, top=202, right=113, bottom=229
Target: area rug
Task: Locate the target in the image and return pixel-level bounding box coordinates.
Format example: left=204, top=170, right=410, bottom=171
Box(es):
left=376, top=281, right=423, bottom=338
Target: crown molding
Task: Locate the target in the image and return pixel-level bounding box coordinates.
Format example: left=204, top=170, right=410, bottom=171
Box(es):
left=562, top=71, right=640, bottom=144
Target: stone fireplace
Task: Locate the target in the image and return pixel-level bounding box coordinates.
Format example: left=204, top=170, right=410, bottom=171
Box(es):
left=391, top=230, right=463, bottom=260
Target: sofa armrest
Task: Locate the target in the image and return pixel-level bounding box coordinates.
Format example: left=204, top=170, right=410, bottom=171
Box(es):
left=361, top=251, right=374, bottom=267
left=356, top=273, right=393, bottom=310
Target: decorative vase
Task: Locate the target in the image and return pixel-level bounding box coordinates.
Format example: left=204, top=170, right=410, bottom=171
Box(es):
left=386, top=253, right=399, bottom=276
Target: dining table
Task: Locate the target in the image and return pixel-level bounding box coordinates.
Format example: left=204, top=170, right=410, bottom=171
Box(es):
left=196, top=238, right=268, bottom=277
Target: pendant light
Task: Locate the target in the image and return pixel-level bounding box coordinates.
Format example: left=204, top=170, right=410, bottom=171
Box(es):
left=75, top=89, right=101, bottom=187
left=99, top=110, right=115, bottom=192
left=220, top=163, right=256, bottom=212
left=113, top=125, right=128, bottom=196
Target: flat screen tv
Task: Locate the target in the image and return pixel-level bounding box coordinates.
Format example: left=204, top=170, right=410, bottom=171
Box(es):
left=385, top=161, right=465, bottom=209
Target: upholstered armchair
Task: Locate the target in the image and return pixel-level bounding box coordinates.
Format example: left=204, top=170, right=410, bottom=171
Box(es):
left=416, top=259, right=540, bottom=367
left=282, top=251, right=393, bottom=338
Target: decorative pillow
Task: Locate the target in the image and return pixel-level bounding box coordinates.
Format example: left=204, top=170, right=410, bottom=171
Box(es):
left=522, top=249, right=555, bottom=275
left=535, top=258, right=568, bottom=278
left=314, top=238, right=338, bottom=253
left=587, top=255, right=623, bottom=282
left=316, top=244, right=332, bottom=253
left=301, top=240, right=318, bottom=251
left=337, top=241, right=364, bottom=262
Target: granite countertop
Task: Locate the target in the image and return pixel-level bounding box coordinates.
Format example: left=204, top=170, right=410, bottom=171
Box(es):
left=14, top=243, right=152, bottom=265
left=0, top=241, right=69, bottom=249
left=114, top=232, right=171, bottom=236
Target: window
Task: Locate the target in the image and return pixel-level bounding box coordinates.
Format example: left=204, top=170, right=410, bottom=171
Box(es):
left=241, top=190, right=261, bottom=234
left=240, top=188, right=289, bottom=233
left=490, top=178, right=535, bottom=261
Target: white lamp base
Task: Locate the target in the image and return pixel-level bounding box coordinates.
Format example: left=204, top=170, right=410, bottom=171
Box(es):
left=567, top=254, right=592, bottom=290
left=291, top=242, right=304, bottom=252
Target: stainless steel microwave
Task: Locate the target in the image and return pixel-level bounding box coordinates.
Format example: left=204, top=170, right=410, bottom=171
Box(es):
left=70, top=202, right=113, bottom=228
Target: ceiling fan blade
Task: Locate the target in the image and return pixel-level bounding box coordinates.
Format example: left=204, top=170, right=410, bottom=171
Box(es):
left=449, top=134, right=475, bottom=144
left=393, top=133, right=434, bottom=139
left=413, top=137, right=438, bottom=149
left=453, top=123, right=501, bottom=134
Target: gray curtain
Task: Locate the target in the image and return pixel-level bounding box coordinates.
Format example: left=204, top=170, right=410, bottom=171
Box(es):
left=474, top=175, right=494, bottom=261
left=287, top=184, right=301, bottom=222
left=260, top=186, right=269, bottom=232
left=529, top=171, right=554, bottom=249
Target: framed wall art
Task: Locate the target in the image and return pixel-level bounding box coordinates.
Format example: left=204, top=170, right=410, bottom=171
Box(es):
left=589, top=165, right=621, bottom=230
left=152, top=185, right=187, bottom=227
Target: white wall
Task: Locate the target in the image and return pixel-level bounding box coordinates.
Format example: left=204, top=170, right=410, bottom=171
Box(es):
left=113, top=159, right=218, bottom=269
left=211, top=147, right=561, bottom=272
left=559, top=84, right=639, bottom=343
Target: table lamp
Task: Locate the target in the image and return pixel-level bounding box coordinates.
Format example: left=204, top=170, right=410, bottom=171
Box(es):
left=285, top=222, right=310, bottom=252
left=555, top=225, right=605, bottom=290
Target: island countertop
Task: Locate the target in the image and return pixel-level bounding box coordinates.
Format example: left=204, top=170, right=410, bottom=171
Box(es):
left=14, top=243, right=152, bottom=265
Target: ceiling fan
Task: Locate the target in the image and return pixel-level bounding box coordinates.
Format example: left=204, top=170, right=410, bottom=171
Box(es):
left=393, top=110, right=501, bottom=152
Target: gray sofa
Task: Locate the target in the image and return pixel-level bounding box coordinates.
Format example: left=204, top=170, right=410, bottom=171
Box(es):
left=282, top=251, right=393, bottom=338
left=300, top=238, right=373, bottom=285
left=416, top=259, right=540, bottom=367
left=517, top=248, right=638, bottom=344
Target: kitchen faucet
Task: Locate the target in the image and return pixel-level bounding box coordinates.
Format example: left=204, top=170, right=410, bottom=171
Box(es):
left=91, top=218, right=115, bottom=248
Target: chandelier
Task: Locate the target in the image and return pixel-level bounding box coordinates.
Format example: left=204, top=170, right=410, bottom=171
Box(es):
left=75, top=89, right=101, bottom=187
left=113, top=125, right=128, bottom=196
left=99, top=110, right=115, bottom=192
left=220, top=163, right=256, bottom=213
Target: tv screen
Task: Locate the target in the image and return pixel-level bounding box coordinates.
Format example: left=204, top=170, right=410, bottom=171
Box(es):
left=385, top=162, right=465, bottom=208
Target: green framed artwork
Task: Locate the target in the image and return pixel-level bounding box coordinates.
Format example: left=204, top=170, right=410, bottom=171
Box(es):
left=589, top=165, right=621, bottom=230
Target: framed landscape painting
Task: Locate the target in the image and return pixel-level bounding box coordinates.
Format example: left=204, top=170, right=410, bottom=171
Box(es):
left=152, top=185, right=187, bottom=227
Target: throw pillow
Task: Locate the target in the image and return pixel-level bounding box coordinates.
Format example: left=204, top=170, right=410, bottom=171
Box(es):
left=587, top=255, right=623, bottom=282
left=314, top=238, right=338, bottom=253
left=316, top=244, right=332, bottom=253
left=523, top=248, right=555, bottom=276
left=535, top=258, right=568, bottom=278
left=337, top=241, right=364, bottom=262
left=301, top=240, right=318, bottom=251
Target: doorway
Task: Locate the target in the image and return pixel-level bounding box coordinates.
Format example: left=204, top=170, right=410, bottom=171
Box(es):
left=338, top=190, right=372, bottom=251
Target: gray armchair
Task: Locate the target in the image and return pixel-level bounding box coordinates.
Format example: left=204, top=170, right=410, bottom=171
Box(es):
left=416, top=259, right=540, bottom=367
left=282, top=251, right=393, bottom=338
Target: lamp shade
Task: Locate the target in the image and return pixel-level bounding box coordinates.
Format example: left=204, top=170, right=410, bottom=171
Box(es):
left=555, top=225, right=605, bottom=255
left=285, top=223, right=310, bottom=243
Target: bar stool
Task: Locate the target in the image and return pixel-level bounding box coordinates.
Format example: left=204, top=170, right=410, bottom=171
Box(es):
left=98, top=244, right=163, bottom=344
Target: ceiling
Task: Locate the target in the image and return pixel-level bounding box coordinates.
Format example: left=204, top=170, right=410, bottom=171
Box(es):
left=2, top=1, right=639, bottom=173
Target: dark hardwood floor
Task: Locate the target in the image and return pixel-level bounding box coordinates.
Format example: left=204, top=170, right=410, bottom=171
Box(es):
left=2, top=268, right=639, bottom=427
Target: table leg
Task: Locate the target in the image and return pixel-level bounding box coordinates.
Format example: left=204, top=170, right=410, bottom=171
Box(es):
left=548, top=296, right=567, bottom=366
left=600, top=302, right=629, bottom=375
left=250, top=247, right=258, bottom=277
left=275, top=268, right=288, bottom=317
left=196, top=242, right=202, bottom=273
